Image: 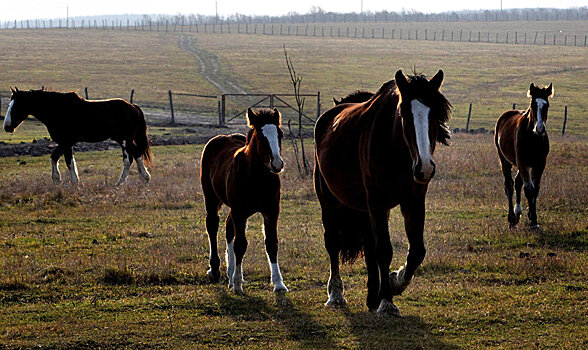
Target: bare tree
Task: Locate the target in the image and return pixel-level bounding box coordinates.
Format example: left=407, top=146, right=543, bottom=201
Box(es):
left=283, top=44, right=311, bottom=177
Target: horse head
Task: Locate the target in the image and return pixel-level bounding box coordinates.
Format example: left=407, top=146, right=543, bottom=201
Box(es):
left=395, top=70, right=451, bottom=184
left=4, top=87, right=29, bottom=133
left=246, top=107, right=284, bottom=173
left=527, top=83, right=554, bottom=135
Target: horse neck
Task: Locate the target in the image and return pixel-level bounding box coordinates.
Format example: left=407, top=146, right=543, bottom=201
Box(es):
left=21, top=93, right=54, bottom=124
left=240, top=137, right=268, bottom=174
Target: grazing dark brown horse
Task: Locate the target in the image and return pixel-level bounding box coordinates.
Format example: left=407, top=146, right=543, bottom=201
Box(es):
left=3, top=88, right=152, bottom=185
left=495, top=83, right=553, bottom=228
left=200, top=108, right=287, bottom=293
left=314, top=70, right=451, bottom=316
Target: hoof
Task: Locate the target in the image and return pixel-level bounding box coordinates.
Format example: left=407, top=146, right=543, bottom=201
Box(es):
left=273, top=282, right=288, bottom=293
left=230, top=284, right=244, bottom=294
left=325, top=292, right=347, bottom=307
left=207, top=268, right=220, bottom=283
left=390, top=268, right=412, bottom=296
left=376, top=300, right=401, bottom=317
left=529, top=223, right=541, bottom=230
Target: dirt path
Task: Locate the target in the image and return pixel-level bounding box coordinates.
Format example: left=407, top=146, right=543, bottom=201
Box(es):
left=178, top=35, right=247, bottom=95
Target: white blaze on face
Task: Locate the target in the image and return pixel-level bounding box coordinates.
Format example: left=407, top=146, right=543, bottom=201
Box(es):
left=3, top=100, right=14, bottom=130
left=411, top=99, right=434, bottom=180
left=534, top=98, right=547, bottom=134
left=261, top=124, right=284, bottom=172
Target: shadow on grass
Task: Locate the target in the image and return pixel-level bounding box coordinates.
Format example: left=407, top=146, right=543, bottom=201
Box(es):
left=211, top=290, right=339, bottom=348
left=341, top=305, right=460, bottom=349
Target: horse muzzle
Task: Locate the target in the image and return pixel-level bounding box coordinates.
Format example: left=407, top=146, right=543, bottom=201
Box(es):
left=269, top=158, right=284, bottom=173
left=413, top=160, right=436, bottom=184
left=533, top=122, right=546, bottom=135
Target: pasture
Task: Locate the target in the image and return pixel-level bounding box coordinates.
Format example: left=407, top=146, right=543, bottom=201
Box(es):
left=0, top=135, right=586, bottom=348
left=0, top=24, right=587, bottom=348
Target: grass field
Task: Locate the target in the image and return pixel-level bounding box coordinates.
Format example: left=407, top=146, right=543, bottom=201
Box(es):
left=0, top=23, right=587, bottom=135
left=0, top=134, right=586, bottom=349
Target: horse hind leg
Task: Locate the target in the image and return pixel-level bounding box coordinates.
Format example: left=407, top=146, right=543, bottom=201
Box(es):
left=514, top=171, right=523, bottom=218
left=204, top=199, right=222, bottom=283
left=50, top=147, right=63, bottom=183
left=116, top=140, right=132, bottom=186
left=135, top=156, right=151, bottom=183
left=63, top=147, right=79, bottom=184
left=225, top=213, right=236, bottom=287
left=500, top=160, right=518, bottom=227
left=229, top=213, right=248, bottom=293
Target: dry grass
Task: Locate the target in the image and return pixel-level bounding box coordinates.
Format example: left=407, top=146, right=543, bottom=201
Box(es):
left=0, top=134, right=586, bottom=348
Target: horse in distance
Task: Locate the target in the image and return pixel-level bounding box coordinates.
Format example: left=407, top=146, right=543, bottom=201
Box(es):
left=314, top=70, right=451, bottom=316
left=3, top=88, right=152, bottom=185
left=495, top=83, right=554, bottom=228
left=200, top=107, right=287, bottom=293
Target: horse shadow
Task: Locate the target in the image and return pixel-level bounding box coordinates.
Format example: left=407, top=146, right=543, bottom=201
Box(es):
left=214, top=288, right=456, bottom=349
left=341, top=306, right=459, bottom=349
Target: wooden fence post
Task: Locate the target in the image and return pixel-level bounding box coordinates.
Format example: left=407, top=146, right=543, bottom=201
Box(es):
left=562, top=106, right=568, bottom=136
left=316, top=91, right=321, bottom=119
left=168, top=90, right=175, bottom=124
left=513, top=103, right=516, bottom=109
left=218, top=100, right=222, bottom=127
left=221, top=94, right=226, bottom=126
left=465, top=103, right=472, bottom=132
left=130, top=89, right=134, bottom=104
left=84, top=87, right=89, bottom=99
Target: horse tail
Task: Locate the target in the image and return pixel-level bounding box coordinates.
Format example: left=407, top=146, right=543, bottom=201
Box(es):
left=133, top=104, right=153, bottom=167
left=338, top=207, right=370, bottom=264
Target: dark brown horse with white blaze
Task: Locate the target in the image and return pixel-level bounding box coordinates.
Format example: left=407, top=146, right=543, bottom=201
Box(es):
left=3, top=88, right=152, bottom=185
left=200, top=108, right=287, bottom=293
left=314, top=70, right=451, bottom=316
left=495, top=83, right=553, bottom=229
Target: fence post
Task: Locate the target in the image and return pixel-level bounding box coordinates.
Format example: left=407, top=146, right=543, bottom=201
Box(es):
left=218, top=100, right=222, bottom=127
left=316, top=91, right=321, bottom=119
left=168, top=90, right=175, bottom=124
left=221, top=94, right=226, bottom=126
left=513, top=103, right=516, bottom=110
left=84, top=87, right=89, bottom=99
left=465, top=103, right=472, bottom=132
left=269, top=94, right=274, bottom=108
left=561, top=106, right=568, bottom=136
left=130, top=89, right=134, bottom=104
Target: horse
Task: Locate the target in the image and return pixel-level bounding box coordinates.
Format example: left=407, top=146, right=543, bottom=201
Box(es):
left=3, top=88, right=152, bottom=185
left=200, top=107, right=288, bottom=293
left=314, top=70, right=451, bottom=316
left=495, top=83, right=553, bottom=229
left=333, top=90, right=374, bottom=105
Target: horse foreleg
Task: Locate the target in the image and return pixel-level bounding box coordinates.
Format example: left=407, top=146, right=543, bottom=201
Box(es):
left=262, top=211, right=288, bottom=292
left=50, top=147, right=63, bottom=183
left=230, top=213, right=248, bottom=293
left=527, top=166, right=545, bottom=228
left=135, top=156, right=151, bottom=183
left=392, top=199, right=427, bottom=298
left=63, top=147, right=79, bottom=184
left=116, top=141, right=132, bottom=186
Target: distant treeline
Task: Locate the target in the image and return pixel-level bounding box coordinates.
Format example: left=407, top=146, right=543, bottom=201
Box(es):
left=3, top=7, right=588, bottom=29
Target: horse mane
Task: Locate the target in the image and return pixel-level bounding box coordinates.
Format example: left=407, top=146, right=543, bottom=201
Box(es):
left=21, top=89, right=84, bottom=104
left=334, top=90, right=374, bottom=105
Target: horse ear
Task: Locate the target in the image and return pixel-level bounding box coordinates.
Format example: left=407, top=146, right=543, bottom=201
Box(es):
left=527, top=83, right=536, bottom=98
left=395, top=70, right=409, bottom=94
left=333, top=97, right=340, bottom=105
left=10, top=87, right=15, bottom=93
left=429, top=70, right=444, bottom=91
left=547, top=83, right=554, bottom=98
left=246, top=108, right=259, bottom=128
left=273, top=108, right=281, bottom=126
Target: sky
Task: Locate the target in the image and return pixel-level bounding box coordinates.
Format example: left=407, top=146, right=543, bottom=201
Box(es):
left=1, top=0, right=586, bottom=21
